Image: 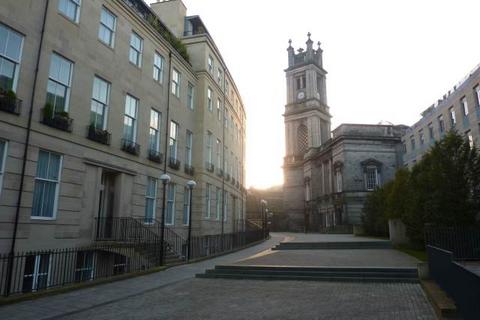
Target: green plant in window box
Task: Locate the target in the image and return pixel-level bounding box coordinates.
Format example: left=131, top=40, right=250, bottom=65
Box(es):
left=55, top=111, right=70, bottom=119
left=43, top=102, right=54, bottom=119
left=5, top=90, right=17, bottom=104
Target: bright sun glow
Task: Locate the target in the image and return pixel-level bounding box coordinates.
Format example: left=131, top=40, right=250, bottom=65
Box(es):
left=156, top=0, right=480, bottom=189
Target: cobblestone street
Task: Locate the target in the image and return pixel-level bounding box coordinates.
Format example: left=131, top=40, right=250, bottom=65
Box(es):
left=0, top=234, right=437, bottom=320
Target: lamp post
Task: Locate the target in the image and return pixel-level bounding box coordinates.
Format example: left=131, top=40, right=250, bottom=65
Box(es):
left=159, top=174, right=171, bottom=266
left=260, top=199, right=267, bottom=239
left=186, top=180, right=196, bottom=261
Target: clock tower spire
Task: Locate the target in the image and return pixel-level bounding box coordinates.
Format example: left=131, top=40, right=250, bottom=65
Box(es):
left=283, top=33, right=332, bottom=231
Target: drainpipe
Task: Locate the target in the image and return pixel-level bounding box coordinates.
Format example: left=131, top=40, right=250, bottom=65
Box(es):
left=162, top=51, right=173, bottom=173
left=6, top=0, right=50, bottom=296
left=220, top=67, right=226, bottom=250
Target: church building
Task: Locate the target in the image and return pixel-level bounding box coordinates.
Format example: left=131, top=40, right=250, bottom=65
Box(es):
left=283, top=34, right=407, bottom=232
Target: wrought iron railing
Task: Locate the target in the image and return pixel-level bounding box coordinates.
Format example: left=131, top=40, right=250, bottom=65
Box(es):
left=42, top=111, right=73, bottom=132
left=184, top=164, right=195, bottom=176
left=0, top=243, right=160, bottom=296
left=205, top=162, right=214, bottom=173
left=168, top=157, right=181, bottom=170
left=425, top=225, right=480, bottom=260
left=87, top=126, right=111, bottom=145
left=148, top=150, right=163, bottom=163
left=0, top=93, right=21, bottom=115
left=121, top=139, right=140, bottom=155
left=0, top=221, right=266, bottom=297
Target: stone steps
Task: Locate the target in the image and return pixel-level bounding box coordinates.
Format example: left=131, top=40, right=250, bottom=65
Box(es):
left=196, top=265, right=419, bottom=283
left=272, top=241, right=392, bottom=250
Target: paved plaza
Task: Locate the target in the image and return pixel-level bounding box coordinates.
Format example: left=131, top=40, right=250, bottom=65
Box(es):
left=0, top=233, right=437, bottom=320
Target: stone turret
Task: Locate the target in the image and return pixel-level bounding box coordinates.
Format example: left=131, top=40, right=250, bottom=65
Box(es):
left=287, top=33, right=324, bottom=70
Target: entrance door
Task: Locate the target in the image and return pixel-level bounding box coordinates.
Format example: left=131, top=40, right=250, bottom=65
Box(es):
left=97, top=171, right=116, bottom=239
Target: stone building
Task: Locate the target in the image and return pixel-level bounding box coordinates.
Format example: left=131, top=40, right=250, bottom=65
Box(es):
left=0, top=0, right=246, bottom=257
left=283, top=35, right=405, bottom=232
left=402, top=64, right=480, bottom=167
left=246, top=186, right=284, bottom=231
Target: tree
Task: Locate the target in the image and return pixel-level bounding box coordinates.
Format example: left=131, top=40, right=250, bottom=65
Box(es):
left=385, top=168, right=411, bottom=220
left=362, top=131, right=480, bottom=243
left=362, top=182, right=393, bottom=237
left=403, top=132, right=480, bottom=244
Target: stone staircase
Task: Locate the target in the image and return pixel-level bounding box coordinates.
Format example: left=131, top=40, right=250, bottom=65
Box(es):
left=272, top=240, right=392, bottom=250
left=196, top=265, right=419, bottom=283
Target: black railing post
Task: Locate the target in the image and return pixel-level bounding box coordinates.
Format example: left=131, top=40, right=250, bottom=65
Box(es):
left=159, top=175, right=170, bottom=265
left=186, top=180, right=196, bottom=261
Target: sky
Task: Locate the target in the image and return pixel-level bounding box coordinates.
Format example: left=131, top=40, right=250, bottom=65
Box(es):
left=153, top=0, right=480, bottom=189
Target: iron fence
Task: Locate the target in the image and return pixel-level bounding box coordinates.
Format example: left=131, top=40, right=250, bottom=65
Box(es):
left=1, top=222, right=266, bottom=297
left=189, top=230, right=265, bottom=260
left=424, top=225, right=480, bottom=260
left=0, top=243, right=160, bottom=297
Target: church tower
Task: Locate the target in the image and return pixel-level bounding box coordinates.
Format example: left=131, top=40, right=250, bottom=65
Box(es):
left=283, top=33, right=331, bottom=231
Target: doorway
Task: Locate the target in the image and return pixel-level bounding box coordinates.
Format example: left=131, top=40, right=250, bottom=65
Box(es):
left=96, top=171, right=116, bottom=239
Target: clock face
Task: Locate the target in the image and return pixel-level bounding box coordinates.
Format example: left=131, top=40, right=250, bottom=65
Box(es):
left=297, top=91, right=305, bottom=100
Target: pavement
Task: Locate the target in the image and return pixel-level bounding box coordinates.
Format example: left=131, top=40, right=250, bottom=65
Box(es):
left=235, top=249, right=419, bottom=267
left=281, top=233, right=390, bottom=243
left=0, top=232, right=437, bottom=320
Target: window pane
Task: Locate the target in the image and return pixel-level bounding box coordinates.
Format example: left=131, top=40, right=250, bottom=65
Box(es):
left=0, top=57, right=15, bottom=91
left=32, top=180, right=57, bottom=217
left=101, top=8, right=115, bottom=29
left=123, top=117, right=134, bottom=140
left=49, top=54, right=72, bottom=86
left=145, top=198, right=154, bottom=221
left=150, top=110, right=159, bottom=129
left=0, top=141, right=5, bottom=170
left=47, top=153, right=61, bottom=180
left=5, top=31, right=23, bottom=61
left=183, top=187, right=189, bottom=225
left=92, top=77, right=109, bottom=104
left=0, top=25, right=7, bottom=55
left=147, top=178, right=156, bottom=197
left=36, top=151, right=50, bottom=179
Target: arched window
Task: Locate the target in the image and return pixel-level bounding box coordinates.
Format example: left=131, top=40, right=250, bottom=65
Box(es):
left=297, top=124, right=308, bottom=154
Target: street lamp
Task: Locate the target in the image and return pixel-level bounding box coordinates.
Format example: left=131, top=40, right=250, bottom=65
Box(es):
left=159, top=174, right=171, bottom=266
left=260, top=199, right=268, bottom=239
left=186, top=180, right=196, bottom=261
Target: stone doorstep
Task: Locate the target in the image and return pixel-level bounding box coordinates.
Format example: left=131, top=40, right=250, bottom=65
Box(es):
left=420, top=280, right=461, bottom=319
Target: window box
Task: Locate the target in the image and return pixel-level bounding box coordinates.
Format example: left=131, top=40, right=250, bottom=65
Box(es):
left=205, top=162, right=214, bottom=173
left=121, top=139, right=140, bottom=155
left=168, top=157, right=180, bottom=170
left=87, top=125, right=111, bottom=145
left=184, top=164, right=195, bottom=176
left=148, top=150, right=163, bottom=163
left=216, top=168, right=223, bottom=177
left=42, top=108, right=73, bottom=132
left=0, top=90, right=22, bottom=115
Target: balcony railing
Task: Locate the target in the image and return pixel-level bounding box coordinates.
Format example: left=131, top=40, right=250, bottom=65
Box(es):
left=169, top=157, right=181, bottom=170
left=121, top=139, right=140, bottom=155
left=0, top=91, right=21, bottom=115
left=205, top=162, right=214, bottom=173
left=184, top=164, right=195, bottom=176
left=87, top=126, right=111, bottom=145
left=148, top=150, right=163, bottom=164
left=42, top=111, right=73, bottom=132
